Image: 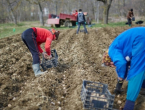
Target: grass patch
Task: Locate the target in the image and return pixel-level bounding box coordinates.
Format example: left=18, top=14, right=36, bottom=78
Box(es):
left=0, top=21, right=72, bottom=39
left=0, top=21, right=41, bottom=39
left=88, top=21, right=127, bottom=28
left=0, top=21, right=128, bottom=39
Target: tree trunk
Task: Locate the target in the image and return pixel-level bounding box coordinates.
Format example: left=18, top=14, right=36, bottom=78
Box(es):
left=38, top=2, right=44, bottom=26
left=123, top=0, right=125, bottom=6
left=117, top=0, right=121, bottom=16
left=7, top=8, right=12, bottom=22
left=122, top=0, right=126, bottom=17
left=94, top=0, right=100, bottom=23
left=92, top=0, right=96, bottom=21
left=10, top=10, right=17, bottom=24
left=6, top=0, right=17, bottom=25
left=97, top=1, right=100, bottom=23
left=102, top=0, right=112, bottom=24
left=55, top=1, right=57, bottom=15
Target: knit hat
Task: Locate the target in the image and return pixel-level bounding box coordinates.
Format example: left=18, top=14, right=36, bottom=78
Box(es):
left=130, top=9, right=133, bottom=11
left=50, top=28, right=56, bottom=34
left=79, top=9, right=82, bottom=12
left=55, top=31, right=60, bottom=40
left=49, top=29, right=60, bottom=40
left=102, top=51, right=112, bottom=66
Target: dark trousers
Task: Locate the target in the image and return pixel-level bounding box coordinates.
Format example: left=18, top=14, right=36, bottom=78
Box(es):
left=76, top=22, right=88, bottom=34
left=21, top=28, right=40, bottom=64
left=127, top=18, right=132, bottom=25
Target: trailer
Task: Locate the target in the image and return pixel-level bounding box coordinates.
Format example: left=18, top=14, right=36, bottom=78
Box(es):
left=48, top=13, right=77, bottom=27
left=48, top=12, right=91, bottom=28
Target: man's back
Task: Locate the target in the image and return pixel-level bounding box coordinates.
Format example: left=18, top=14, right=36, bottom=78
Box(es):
left=77, top=12, right=84, bottom=23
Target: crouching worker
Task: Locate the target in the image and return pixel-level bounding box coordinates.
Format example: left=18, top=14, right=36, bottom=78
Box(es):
left=21, top=28, right=60, bottom=77
left=102, top=27, right=145, bottom=110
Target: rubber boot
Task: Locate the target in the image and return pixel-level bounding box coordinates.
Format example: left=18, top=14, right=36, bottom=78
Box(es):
left=32, top=63, right=47, bottom=77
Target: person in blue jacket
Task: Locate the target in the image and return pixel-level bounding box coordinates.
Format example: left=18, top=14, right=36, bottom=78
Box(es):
left=102, top=27, right=145, bottom=110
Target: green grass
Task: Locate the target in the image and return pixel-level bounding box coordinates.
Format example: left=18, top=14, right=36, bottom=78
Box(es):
left=0, top=21, right=127, bottom=39
left=0, top=21, right=72, bottom=39
left=0, top=21, right=38, bottom=38
left=0, top=27, right=28, bottom=39
left=89, top=21, right=127, bottom=28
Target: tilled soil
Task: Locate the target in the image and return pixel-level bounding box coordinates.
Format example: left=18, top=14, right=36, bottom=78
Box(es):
left=0, top=26, right=145, bottom=110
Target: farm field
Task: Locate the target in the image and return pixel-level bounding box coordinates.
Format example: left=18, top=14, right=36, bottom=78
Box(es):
left=0, top=26, right=145, bottom=110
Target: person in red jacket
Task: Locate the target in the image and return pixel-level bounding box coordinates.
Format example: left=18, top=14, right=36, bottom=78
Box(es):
left=21, top=27, right=60, bottom=77
left=72, top=10, right=78, bottom=17
left=74, top=10, right=78, bottom=16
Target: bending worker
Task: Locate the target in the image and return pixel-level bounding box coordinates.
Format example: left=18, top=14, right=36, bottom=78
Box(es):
left=21, top=27, right=60, bottom=77
left=102, top=27, right=145, bottom=110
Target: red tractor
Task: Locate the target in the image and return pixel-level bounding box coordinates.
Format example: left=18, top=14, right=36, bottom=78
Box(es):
left=48, top=12, right=91, bottom=28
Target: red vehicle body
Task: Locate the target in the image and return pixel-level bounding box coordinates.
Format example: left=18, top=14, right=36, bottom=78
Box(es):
left=47, top=12, right=91, bottom=28
left=48, top=13, right=77, bottom=27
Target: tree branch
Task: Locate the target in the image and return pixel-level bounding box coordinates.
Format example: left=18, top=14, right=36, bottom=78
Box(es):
left=96, top=0, right=106, bottom=4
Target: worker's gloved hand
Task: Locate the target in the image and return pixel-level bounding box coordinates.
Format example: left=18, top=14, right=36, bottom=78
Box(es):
left=49, top=55, right=52, bottom=59
left=42, top=52, right=49, bottom=59
left=114, top=79, right=123, bottom=94
left=76, top=22, right=78, bottom=25
left=85, top=22, right=86, bottom=24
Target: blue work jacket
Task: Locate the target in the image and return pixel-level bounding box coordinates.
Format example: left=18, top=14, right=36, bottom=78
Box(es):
left=108, top=27, right=145, bottom=80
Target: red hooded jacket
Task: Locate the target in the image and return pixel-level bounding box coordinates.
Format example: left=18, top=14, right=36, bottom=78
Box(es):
left=32, top=27, right=56, bottom=56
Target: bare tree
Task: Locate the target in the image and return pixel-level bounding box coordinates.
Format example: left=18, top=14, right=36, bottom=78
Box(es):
left=93, top=0, right=100, bottom=23
left=123, top=0, right=125, bottom=6
left=97, top=1, right=100, bottom=23
left=4, top=0, right=22, bottom=25
left=97, top=0, right=112, bottom=24
left=38, top=1, right=44, bottom=25
left=51, top=0, right=63, bottom=15
left=92, top=0, right=96, bottom=21
left=0, top=1, right=6, bottom=23
left=26, top=0, right=49, bottom=26
left=122, top=0, right=126, bottom=17
left=1, top=0, right=145, bottom=24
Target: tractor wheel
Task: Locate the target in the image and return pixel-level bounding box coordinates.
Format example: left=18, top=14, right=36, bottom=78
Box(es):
left=55, top=24, right=60, bottom=28
left=64, top=21, right=70, bottom=27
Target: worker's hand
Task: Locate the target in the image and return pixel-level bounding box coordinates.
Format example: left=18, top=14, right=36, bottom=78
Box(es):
left=105, top=62, right=115, bottom=67
left=48, top=55, right=52, bottom=59
left=42, top=52, right=49, bottom=59
left=118, top=77, right=123, bottom=81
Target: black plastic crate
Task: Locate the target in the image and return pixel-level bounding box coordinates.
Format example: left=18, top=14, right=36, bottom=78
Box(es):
left=81, top=80, right=115, bottom=110
left=41, top=49, right=58, bottom=71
